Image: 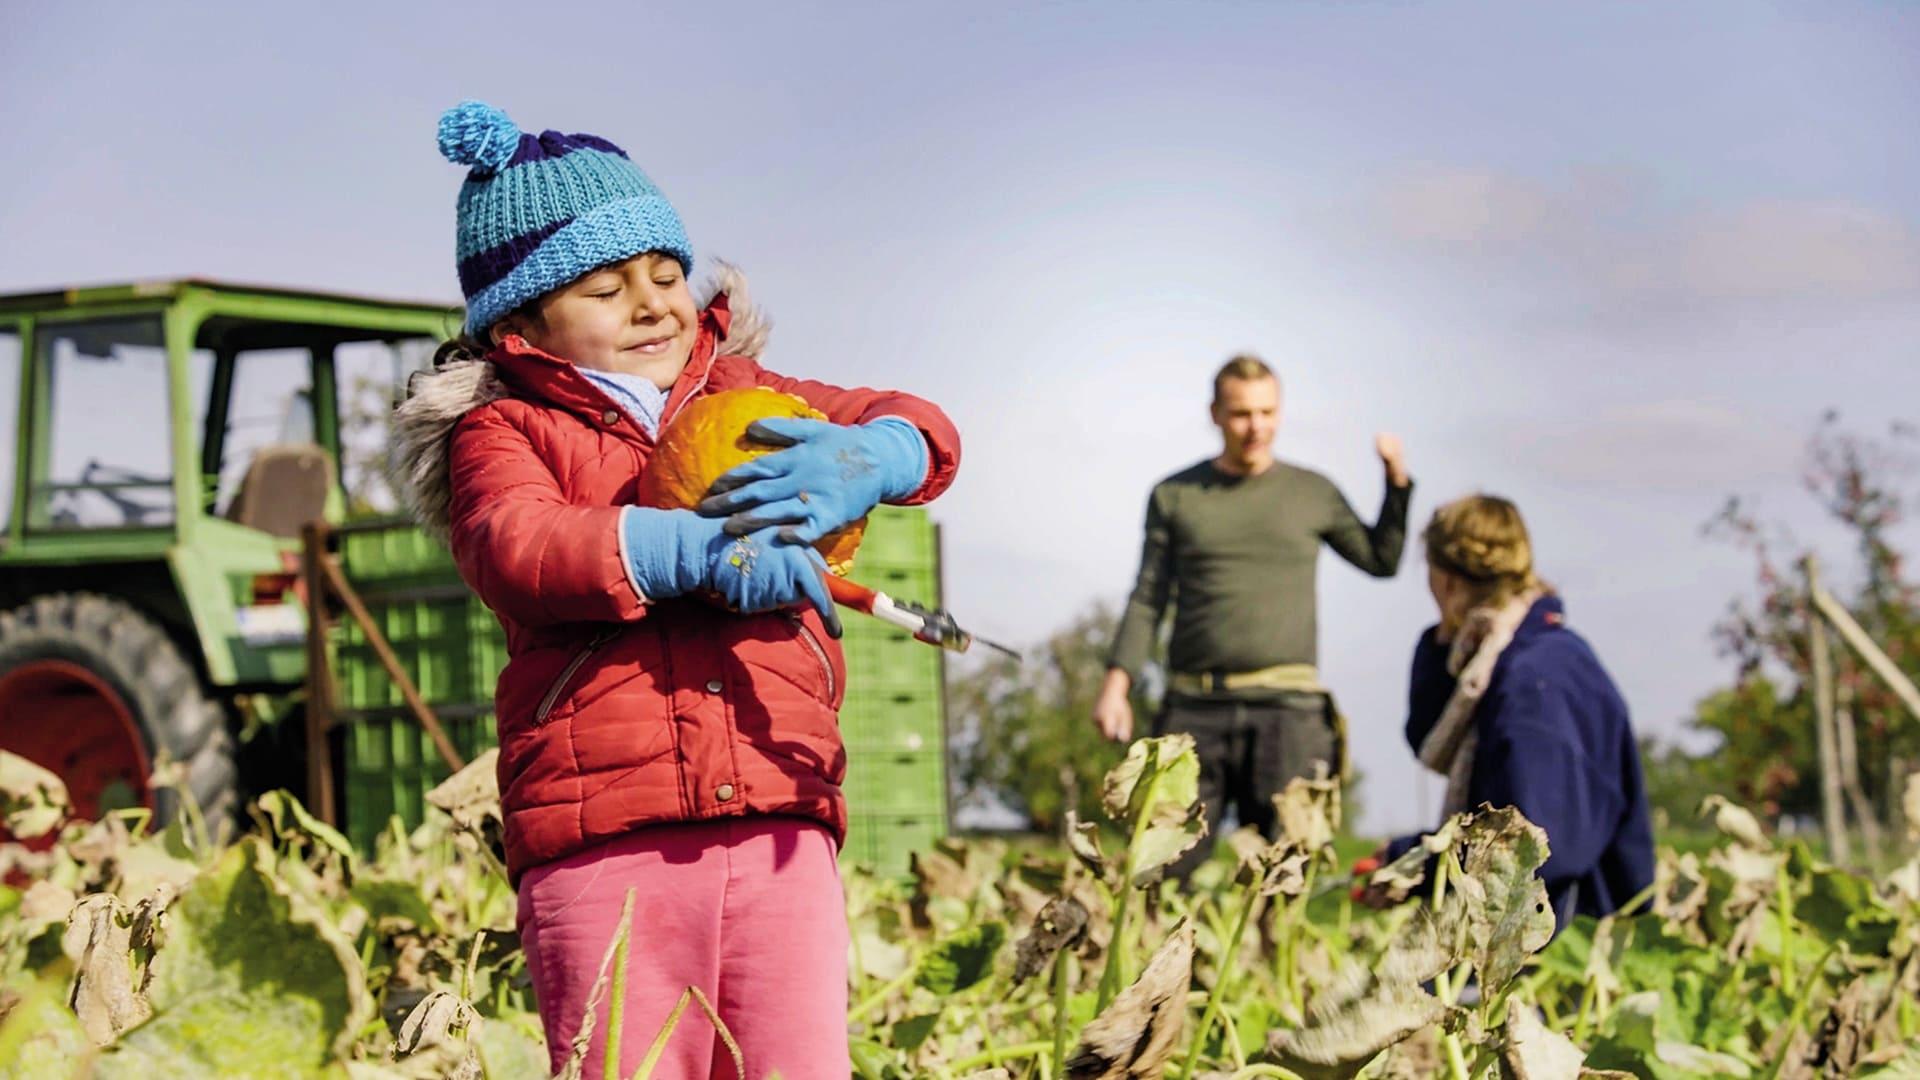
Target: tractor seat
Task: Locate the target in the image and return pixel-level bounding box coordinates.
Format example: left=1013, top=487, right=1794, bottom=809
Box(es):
left=226, top=443, right=335, bottom=539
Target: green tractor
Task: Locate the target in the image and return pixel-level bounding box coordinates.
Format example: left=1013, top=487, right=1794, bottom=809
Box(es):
left=0, top=280, right=953, bottom=867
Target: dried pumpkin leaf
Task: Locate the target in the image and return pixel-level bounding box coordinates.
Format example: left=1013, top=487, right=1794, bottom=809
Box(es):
left=1501, top=1004, right=1585, bottom=1080
left=1699, top=795, right=1769, bottom=850
left=1066, top=924, right=1193, bottom=1079
left=0, top=751, right=67, bottom=839
left=1459, top=807, right=1557, bottom=997
left=1013, top=895, right=1089, bottom=984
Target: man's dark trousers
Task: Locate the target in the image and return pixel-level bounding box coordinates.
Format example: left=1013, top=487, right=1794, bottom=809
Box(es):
left=1153, top=690, right=1338, bottom=881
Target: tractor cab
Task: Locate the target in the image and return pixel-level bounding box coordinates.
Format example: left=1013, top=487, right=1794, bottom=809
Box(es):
left=0, top=280, right=457, bottom=826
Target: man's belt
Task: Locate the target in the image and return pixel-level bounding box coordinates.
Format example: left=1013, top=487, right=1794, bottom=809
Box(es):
left=1168, top=663, right=1326, bottom=696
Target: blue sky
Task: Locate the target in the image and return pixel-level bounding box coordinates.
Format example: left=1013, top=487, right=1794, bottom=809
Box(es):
left=4, top=1, right=1918, bottom=832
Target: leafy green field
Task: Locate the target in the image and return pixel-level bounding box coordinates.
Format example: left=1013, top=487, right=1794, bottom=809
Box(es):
left=3, top=739, right=1920, bottom=1079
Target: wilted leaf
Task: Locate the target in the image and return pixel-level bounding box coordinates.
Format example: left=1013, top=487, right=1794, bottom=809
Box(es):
left=918, top=922, right=1006, bottom=995
left=1501, top=1004, right=1585, bottom=1080
left=1270, top=905, right=1460, bottom=1078
left=1013, top=895, right=1089, bottom=984
left=1102, top=736, right=1207, bottom=887
left=1066, top=811, right=1109, bottom=880
left=63, top=893, right=151, bottom=1045
left=1806, top=978, right=1871, bottom=1078
left=1269, top=985, right=1444, bottom=1079
left=93, top=836, right=374, bottom=1074
left=17, top=881, right=75, bottom=932
left=1855, top=1040, right=1920, bottom=1078
left=1699, top=795, right=1769, bottom=850
left=1362, top=814, right=1465, bottom=904
left=911, top=845, right=976, bottom=904
left=426, top=748, right=501, bottom=834
left=0, top=751, right=68, bottom=839
left=393, top=987, right=481, bottom=1079
left=255, top=790, right=356, bottom=864
left=1271, top=764, right=1342, bottom=858
left=1231, top=827, right=1311, bottom=898
left=1459, top=807, right=1557, bottom=997
left=1066, top=924, right=1193, bottom=1079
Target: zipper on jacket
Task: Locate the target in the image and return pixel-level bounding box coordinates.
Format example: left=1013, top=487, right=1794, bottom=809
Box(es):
left=791, top=615, right=837, bottom=704
left=534, top=629, right=620, bottom=725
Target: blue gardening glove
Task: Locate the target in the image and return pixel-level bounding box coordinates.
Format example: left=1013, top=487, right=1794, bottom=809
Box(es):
left=622, top=508, right=841, bottom=636
left=696, top=417, right=929, bottom=543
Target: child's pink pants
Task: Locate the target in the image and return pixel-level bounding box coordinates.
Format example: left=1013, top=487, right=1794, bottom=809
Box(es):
left=516, top=816, right=850, bottom=1079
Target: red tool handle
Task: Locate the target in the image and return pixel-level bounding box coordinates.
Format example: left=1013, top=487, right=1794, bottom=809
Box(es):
left=826, top=574, right=879, bottom=614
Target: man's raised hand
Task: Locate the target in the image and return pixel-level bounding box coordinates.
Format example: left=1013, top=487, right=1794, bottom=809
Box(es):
left=1375, top=432, right=1409, bottom=488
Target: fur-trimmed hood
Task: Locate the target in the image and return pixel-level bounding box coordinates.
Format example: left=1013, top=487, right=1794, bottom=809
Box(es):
left=389, top=262, right=771, bottom=540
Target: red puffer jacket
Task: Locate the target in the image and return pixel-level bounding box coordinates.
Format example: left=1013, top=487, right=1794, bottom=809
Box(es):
left=392, top=268, right=961, bottom=880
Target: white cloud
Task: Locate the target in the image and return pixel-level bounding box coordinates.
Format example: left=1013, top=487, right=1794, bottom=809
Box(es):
left=1373, top=167, right=1920, bottom=316
left=1500, top=399, right=1801, bottom=492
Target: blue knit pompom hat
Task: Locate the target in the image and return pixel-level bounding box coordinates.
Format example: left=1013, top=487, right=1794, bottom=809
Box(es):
left=438, top=100, right=694, bottom=336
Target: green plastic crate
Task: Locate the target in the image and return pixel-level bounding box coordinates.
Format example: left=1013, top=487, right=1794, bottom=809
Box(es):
left=847, top=813, right=945, bottom=875
left=853, top=505, right=937, bottom=568
left=844, top=750, right=945, bottom=816
left=334, top=594, right=504, bottom=712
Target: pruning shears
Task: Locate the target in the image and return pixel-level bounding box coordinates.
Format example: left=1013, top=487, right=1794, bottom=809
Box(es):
left=826, top=576, right=1021, bottom=660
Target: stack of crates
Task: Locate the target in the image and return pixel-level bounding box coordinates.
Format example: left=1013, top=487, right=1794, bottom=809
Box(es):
left=328, top=506, right=951, bottom=871
left=332, top=526, right=503, bottom=853
left=838, top=506, right=950, bottom=873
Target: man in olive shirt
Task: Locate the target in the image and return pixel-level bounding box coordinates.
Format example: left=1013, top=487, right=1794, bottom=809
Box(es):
left=1093, top=355, right=1411, bottom=879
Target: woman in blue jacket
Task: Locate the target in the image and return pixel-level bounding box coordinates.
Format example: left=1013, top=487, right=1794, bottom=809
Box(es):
left=1381, top=495, right=1654, bottom=931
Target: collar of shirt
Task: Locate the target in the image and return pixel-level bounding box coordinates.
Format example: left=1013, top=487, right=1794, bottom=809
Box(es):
left=577, top=366, right=670, bottom=438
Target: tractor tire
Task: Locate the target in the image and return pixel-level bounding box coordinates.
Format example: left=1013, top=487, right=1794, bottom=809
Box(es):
left=0, top=592, right=236, bottom=831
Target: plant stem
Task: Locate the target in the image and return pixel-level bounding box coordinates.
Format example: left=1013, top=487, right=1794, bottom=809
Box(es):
left=1050, top=945, right=1075, bottom=1078
left=631, top=989, right=692, bottom=1080
left=1571, top=977, right=1598, bottom=1045
left=1215, top=1000, right=1249, bottom=1070
left=1181, top=883, right=1260, bottom=1078
left=604, top=893, right=635, bottom=1080
left=1763, top=945, right=1839, bottom=1080
left=1098, top=745, right=1166, bottom=1009
left=947, top=1040, right=1055, bottom=1072
left=1776, top=858, right=1797, bottom=999
left=848, top=962, right=919, bottom=1024
left=1226, top=1065, right=1307, bottom=1079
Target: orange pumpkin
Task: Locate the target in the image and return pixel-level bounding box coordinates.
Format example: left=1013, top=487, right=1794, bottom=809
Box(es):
left=634, top=387, right=866, bottom=575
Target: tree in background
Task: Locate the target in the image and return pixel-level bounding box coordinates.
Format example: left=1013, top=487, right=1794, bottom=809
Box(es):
left=948, top=602, right=1131, bottom=833
left=1644, top=414, right=1920, bottom=835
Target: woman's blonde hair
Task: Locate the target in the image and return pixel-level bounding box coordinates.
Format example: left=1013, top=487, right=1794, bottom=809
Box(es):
left=1423, top=494, right=1544, bottom=608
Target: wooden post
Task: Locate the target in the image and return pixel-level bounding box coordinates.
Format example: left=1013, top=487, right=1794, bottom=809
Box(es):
left=1835, top=684, right=1884, bottom=863
left=1805, top=557, right=1848, bottom=863
left=301, top=520, right=338, bottom=826
left=1808, top=582, right=1920, bottom=723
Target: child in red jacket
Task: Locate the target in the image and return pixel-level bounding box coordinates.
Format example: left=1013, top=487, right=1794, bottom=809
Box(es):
left=395, top=101, right=961, bottom=1079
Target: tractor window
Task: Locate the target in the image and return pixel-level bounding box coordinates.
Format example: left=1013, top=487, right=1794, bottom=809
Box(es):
left=0, top=328, right=18, bottom=530
left=212, top=348, right=316, bottom=517
left=335, top=338, right=436, bottom=514
left=30, top=317, right=176, bottom=530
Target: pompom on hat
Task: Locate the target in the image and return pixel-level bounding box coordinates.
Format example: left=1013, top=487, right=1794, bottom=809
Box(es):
left=438, top=100, right=693, bottom=335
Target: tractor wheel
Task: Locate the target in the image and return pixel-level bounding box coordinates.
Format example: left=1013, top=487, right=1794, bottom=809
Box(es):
left=0, top=592, right=235, bottom=833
